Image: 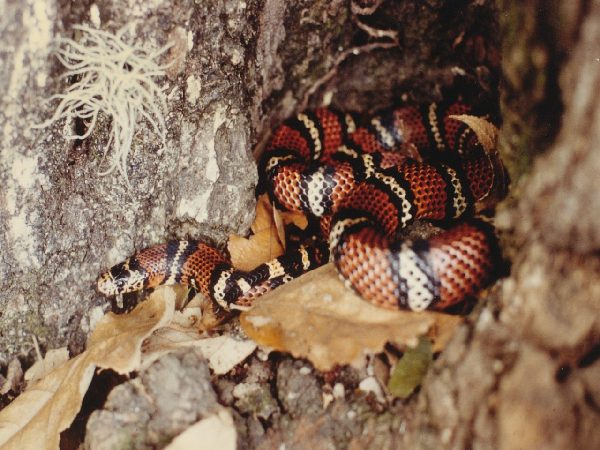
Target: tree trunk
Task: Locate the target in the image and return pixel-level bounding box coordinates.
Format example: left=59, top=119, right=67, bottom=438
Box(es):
left=412, top=1, right=600, bottom=448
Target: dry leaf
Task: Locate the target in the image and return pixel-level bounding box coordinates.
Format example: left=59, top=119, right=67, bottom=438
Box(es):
left=179, top=291, right=225, bottom=331
left=24, top=348, right=69, bottom=388
left=0, top=288, right=175, bottom=450
left=426, top=312, right=463, bottom=353
left=141, top=326, right=257, bottom=375
left=138, top=291, right=256, bottom=375
left=165, top=409, right=236, bottom=450
left=240, top=264, right=461, bottom=371
left=228, top=231, right=284, bottom=271
left=272, top=205, right=286, bottom=251
left=0, top=359, right=23, bottom=396
left=449, top=114, right=499, bottom=153
left=250, top=194, right=276, bottom=234
left=228, top=194, right=284, bottom=271
left=278, top=207, right=308, bottom=230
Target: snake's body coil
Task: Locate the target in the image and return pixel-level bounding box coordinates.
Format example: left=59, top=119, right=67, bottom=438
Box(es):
left=98, top=100, right=507, bottom=312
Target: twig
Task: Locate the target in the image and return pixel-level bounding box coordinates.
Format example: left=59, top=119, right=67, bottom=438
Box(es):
left=300, top=42, right=398, bottom=111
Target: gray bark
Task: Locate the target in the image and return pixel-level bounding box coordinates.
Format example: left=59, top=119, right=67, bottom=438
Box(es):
left=0, top=0, right=262, bottom=361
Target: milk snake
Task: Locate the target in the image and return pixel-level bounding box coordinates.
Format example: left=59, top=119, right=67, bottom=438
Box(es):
left=98, top=99, right=507, bottom=312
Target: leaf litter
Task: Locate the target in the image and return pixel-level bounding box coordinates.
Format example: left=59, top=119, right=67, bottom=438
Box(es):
left=0, top=288, right=175, bottom=449
left=0, top=182, right=468, bottom=447
left=228, top=194, right=286, bottom=271
left=0, top=287, right=255, bottom=449
left=240, top=264, right=462, bottom=372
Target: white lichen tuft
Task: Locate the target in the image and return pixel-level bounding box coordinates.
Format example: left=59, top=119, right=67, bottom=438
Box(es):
left=34, top=24, right=173, bottom=185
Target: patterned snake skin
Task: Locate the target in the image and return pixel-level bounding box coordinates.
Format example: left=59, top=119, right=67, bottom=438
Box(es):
left=98, top=99, right=507, bottom=311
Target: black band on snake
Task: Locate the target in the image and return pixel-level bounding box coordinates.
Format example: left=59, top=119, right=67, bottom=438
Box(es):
left=98, top=99, right=507, bottom=312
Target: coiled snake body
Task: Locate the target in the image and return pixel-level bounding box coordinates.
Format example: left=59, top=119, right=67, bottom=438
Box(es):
left=98, top=99, right=507, bottom=312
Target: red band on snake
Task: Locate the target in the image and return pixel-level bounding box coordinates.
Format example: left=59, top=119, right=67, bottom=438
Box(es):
left=98, top=99, right=507, bottom=311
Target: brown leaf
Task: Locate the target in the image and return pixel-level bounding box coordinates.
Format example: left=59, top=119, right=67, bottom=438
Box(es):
left=228, top=230, right=284, bottom=271
left=24, top=348, right=69, bottom=388
left=278, top=207, right=308, bottom=231
left=0, top=288, right=175, bottom=450
left=250, top=194, right=276, bottom=234
left=272, top=205, right=286, bottom=251
left=448, top=114, right=499, bottom=153
left=228, top=194, right=284, bottom=271
left=0, top=359, right=23, bottom=396
left=240, top=264, right=461, bottom=371
left=426, top=313, right=463, bottom=353
left=165, top=409, right=237, bottom=450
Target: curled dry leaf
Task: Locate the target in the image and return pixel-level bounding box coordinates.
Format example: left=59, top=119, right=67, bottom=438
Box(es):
left=277, top=204, right=308, bottom=231
left=141, top=317, right=257, bottom=375
left=448, top=114, right=499, bottom=153
left=129, top=289, right=257, bottom=375
left=228, top=193, right=309, bottom=271
left=240, top=264, right=463, bottom=371
left=0, top=288, right=175, bottom=450
left=0, top=359, right=24, bottom=396
left=228, top=194, right=285, bottom=271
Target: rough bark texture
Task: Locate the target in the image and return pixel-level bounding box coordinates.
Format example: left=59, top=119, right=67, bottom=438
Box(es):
left=0, top=0, right=263, bottom=361
left=3, top=0, right=600, bottom=448
left=411, top=1, right=600, bottom=449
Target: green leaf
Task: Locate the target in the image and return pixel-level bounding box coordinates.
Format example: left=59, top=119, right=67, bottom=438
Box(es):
left=387, top=337, right=433, bottom=398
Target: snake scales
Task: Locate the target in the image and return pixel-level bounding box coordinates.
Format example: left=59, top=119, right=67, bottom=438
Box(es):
left=98, top=98, right=507, bottom=312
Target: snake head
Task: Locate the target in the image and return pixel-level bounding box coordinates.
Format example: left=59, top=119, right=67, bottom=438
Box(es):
left=97, top=258, right=146, bottom=296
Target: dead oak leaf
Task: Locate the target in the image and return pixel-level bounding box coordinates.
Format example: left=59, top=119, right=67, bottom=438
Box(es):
left=228, top=194, right=284, bottom=271
left=0, top=288, right=175, bottom=450
left=240, top=264, right=462, bottom=371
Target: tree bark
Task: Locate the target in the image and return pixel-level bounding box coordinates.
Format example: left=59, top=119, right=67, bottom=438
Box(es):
left=411, top=1, right=600, bottom=448
left=1, top=0, right=264, bottom=361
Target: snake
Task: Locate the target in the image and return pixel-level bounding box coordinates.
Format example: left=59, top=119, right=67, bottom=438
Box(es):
left=98, top=98, right=507, bottom=312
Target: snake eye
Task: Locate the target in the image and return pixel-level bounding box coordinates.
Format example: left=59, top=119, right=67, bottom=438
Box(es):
left=110, top=263, right=127, bottom=278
